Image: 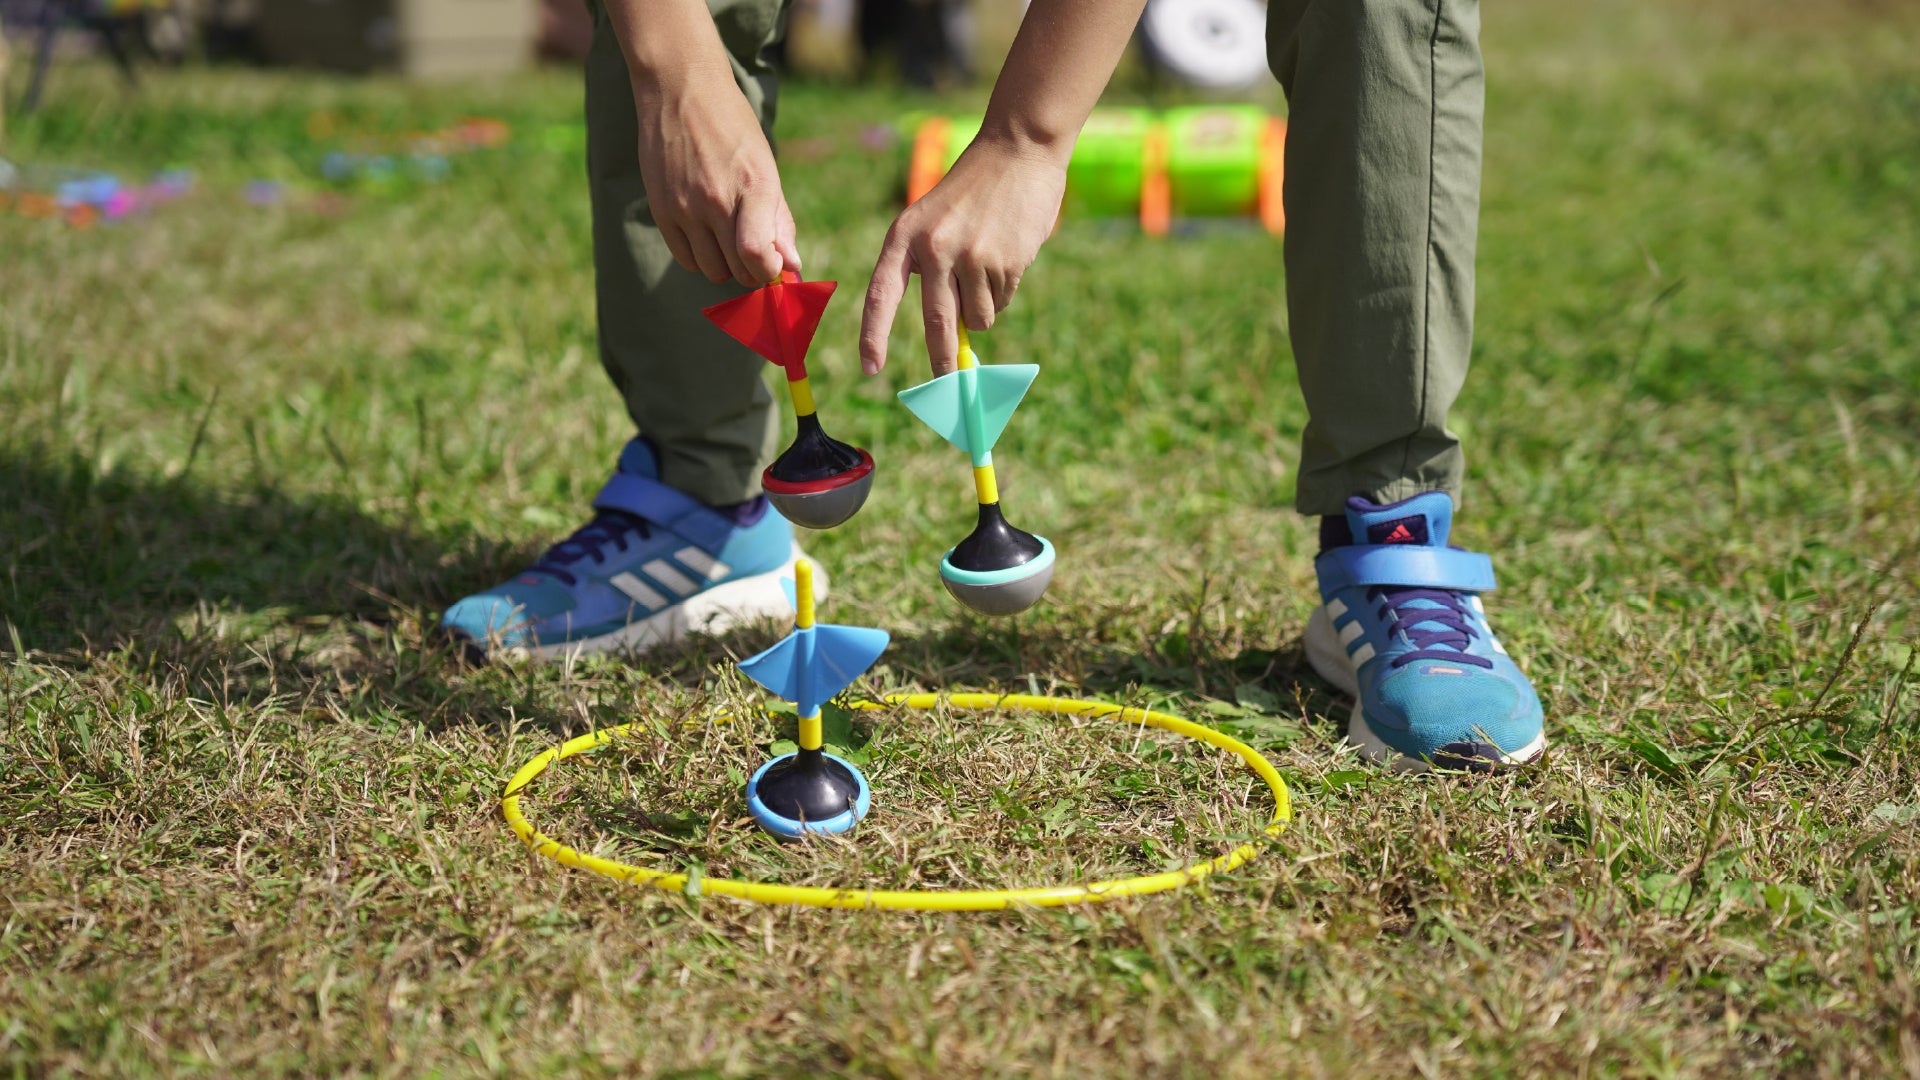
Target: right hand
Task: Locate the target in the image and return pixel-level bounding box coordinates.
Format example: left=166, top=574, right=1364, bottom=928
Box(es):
left=633, top=71, right=801, bottom=287
left=860, top=135, right=1070, bottom=377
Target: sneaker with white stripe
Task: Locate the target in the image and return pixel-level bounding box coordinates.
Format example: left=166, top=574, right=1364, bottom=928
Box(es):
left=442, top=438, right=819, bottom=661
left=1303, top=493, right=1547, bottom=772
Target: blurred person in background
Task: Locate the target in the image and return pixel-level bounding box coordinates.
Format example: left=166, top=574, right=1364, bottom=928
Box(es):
left=445, top=0, right=1547, bottom=773
left=856, top=0, right=971, bottom=88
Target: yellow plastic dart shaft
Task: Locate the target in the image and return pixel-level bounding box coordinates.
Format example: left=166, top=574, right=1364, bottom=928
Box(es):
left=955, top=327, right=1000, bottom=505
left=786, top=374, right=817, bottom=417
left=972, top=465, right=999, bottom=505
left=795, top=558, right=822, bottom=750
left=795, top=558, right=816, bottom=629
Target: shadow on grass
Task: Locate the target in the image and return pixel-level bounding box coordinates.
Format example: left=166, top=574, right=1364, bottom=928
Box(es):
left=0, top=444, right=498, bottom=654
left=0, top=444, right=619, bottom=736
left=629, top=580, right=1357, bottom=751
left=1, top=444, right=1342, bottom=744
left=893, top=618, right=1339, bottom=708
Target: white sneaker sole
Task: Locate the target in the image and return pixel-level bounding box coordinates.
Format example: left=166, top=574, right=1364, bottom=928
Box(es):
left=1304, top=605, right=1546, bottom=773
left=491, top=544, right=824, bottom=663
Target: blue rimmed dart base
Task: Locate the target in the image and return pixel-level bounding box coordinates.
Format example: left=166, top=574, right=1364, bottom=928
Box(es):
left=745, top=751, right=872, bottom=839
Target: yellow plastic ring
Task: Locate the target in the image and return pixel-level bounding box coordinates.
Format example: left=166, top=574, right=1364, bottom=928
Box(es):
left=501, top=692, right=1292, bottom=911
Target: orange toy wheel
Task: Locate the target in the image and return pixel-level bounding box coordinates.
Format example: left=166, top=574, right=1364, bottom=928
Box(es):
left=1257, top=117, right=1287, bottom=236
left=1140, top=124, right=1172, bottom=237
left=906, top=117, right=953, bottom=205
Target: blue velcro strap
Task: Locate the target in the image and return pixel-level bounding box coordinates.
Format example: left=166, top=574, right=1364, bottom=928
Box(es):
left=592, top=473, right=732, bottom=553
left=1314, top=545, right=1497, bottom=593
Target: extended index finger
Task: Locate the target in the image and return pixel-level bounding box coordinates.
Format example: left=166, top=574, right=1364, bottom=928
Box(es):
left=920, top=269, right=960, bottom=377
left=860, top=226, right=913, bottom=375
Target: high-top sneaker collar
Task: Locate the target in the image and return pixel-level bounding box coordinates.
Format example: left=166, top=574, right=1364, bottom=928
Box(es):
left=1341, top=492, right=1453, bottom=550
left=617, top=436, right=662, bottom=479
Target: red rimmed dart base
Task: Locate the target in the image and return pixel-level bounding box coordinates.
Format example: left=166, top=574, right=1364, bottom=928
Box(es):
left=702, top=278, right=877, bottom=531
left=763, top=447, right=875, bottom=530
left=761, top=412, right=875, bottom=530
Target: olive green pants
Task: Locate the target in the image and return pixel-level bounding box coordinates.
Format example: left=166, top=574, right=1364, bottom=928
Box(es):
left=585, top=0, right=787, bottom=506
left=586, top=0, right=1482, bottom=515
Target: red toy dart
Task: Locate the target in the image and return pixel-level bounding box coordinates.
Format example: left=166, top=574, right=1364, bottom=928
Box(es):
left=703, top=273, right=875, bottom=530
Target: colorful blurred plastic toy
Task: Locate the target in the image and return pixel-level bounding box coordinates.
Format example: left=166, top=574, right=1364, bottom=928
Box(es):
left=703, top=273, right=875, bottom=530
left=907, top=105, right=1284, bottom=237
left=305, top=114, right=510, bottom=191
left=898, top=328, right=1054, bottom=616
left=0, top=159, right=193, bottom=228
left=736, top=559, right=890, bottom=838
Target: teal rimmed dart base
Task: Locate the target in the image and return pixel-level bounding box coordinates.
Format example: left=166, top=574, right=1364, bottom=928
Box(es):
left=939, top=535, right=1056, bottom=617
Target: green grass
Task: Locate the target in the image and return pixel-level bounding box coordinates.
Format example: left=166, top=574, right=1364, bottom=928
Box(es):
left=4, top=1, right=1919, bottom=1074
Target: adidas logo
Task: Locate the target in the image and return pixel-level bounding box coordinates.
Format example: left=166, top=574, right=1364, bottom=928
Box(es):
left=1367, top=515, right=1429, bottom=546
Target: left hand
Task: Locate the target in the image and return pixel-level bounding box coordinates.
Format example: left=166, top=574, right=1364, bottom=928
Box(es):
left=631, top=67, right=800, bottom=288
left=859, top=136, right=1069, bottom=377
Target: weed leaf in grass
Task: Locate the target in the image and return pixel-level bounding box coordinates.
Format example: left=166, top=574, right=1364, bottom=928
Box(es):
left=1870, top=802, right=1917, bottom=824
left=1626, top=738, right=1691, bottom=777
left=1234, top=682, right=1286, bottom=714
left=1321, top=769, right=1371, bottom=792
left=764, top=701, right=869, bottom=764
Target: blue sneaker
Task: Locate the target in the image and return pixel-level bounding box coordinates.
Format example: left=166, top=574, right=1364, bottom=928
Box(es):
left=1303, top=493, right=1546, bottom=771
left=443, top=439, right=820, bottom=661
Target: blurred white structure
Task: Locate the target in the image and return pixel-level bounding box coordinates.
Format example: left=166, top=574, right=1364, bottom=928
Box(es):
left=1140, top=0, right=1268, bottom=90
left=257, top=0, right=533, bottom=78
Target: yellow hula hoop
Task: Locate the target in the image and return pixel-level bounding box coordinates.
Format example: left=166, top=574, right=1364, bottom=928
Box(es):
left=500, top=692, right=1292, bottom=911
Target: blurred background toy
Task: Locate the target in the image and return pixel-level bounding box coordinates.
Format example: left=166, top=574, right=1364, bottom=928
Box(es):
left=0, top=157, right=191, bottom=225
left=907, top=104, right=1284, bottom=237
left=304, top=113, right=509, bottom=190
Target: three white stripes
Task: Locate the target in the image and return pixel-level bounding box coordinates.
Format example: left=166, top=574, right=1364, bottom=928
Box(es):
left=609, top=573, right=669, bottom=610
left=610, top=546, right=732, bottom=611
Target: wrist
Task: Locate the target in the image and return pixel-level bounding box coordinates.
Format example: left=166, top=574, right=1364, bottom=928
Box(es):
left=628, top=54, right=732, bottom=102
left=606, top=0, right=733, bottom=100
left=970, top=118, right=1076, bottom=170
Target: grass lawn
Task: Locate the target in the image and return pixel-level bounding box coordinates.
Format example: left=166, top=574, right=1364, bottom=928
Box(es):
left=4, top=0, right=1918, bottom=1074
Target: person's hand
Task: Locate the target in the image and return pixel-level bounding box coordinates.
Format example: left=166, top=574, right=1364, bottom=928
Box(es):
left=633, top=69, right=800, bottom=287
left=860, top=136, right=1069, bottom=376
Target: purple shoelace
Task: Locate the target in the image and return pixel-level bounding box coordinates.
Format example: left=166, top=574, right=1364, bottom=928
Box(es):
left=527, top=511, right=651, bottom=587
left=1371, top=587, right=1494, bottom=670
